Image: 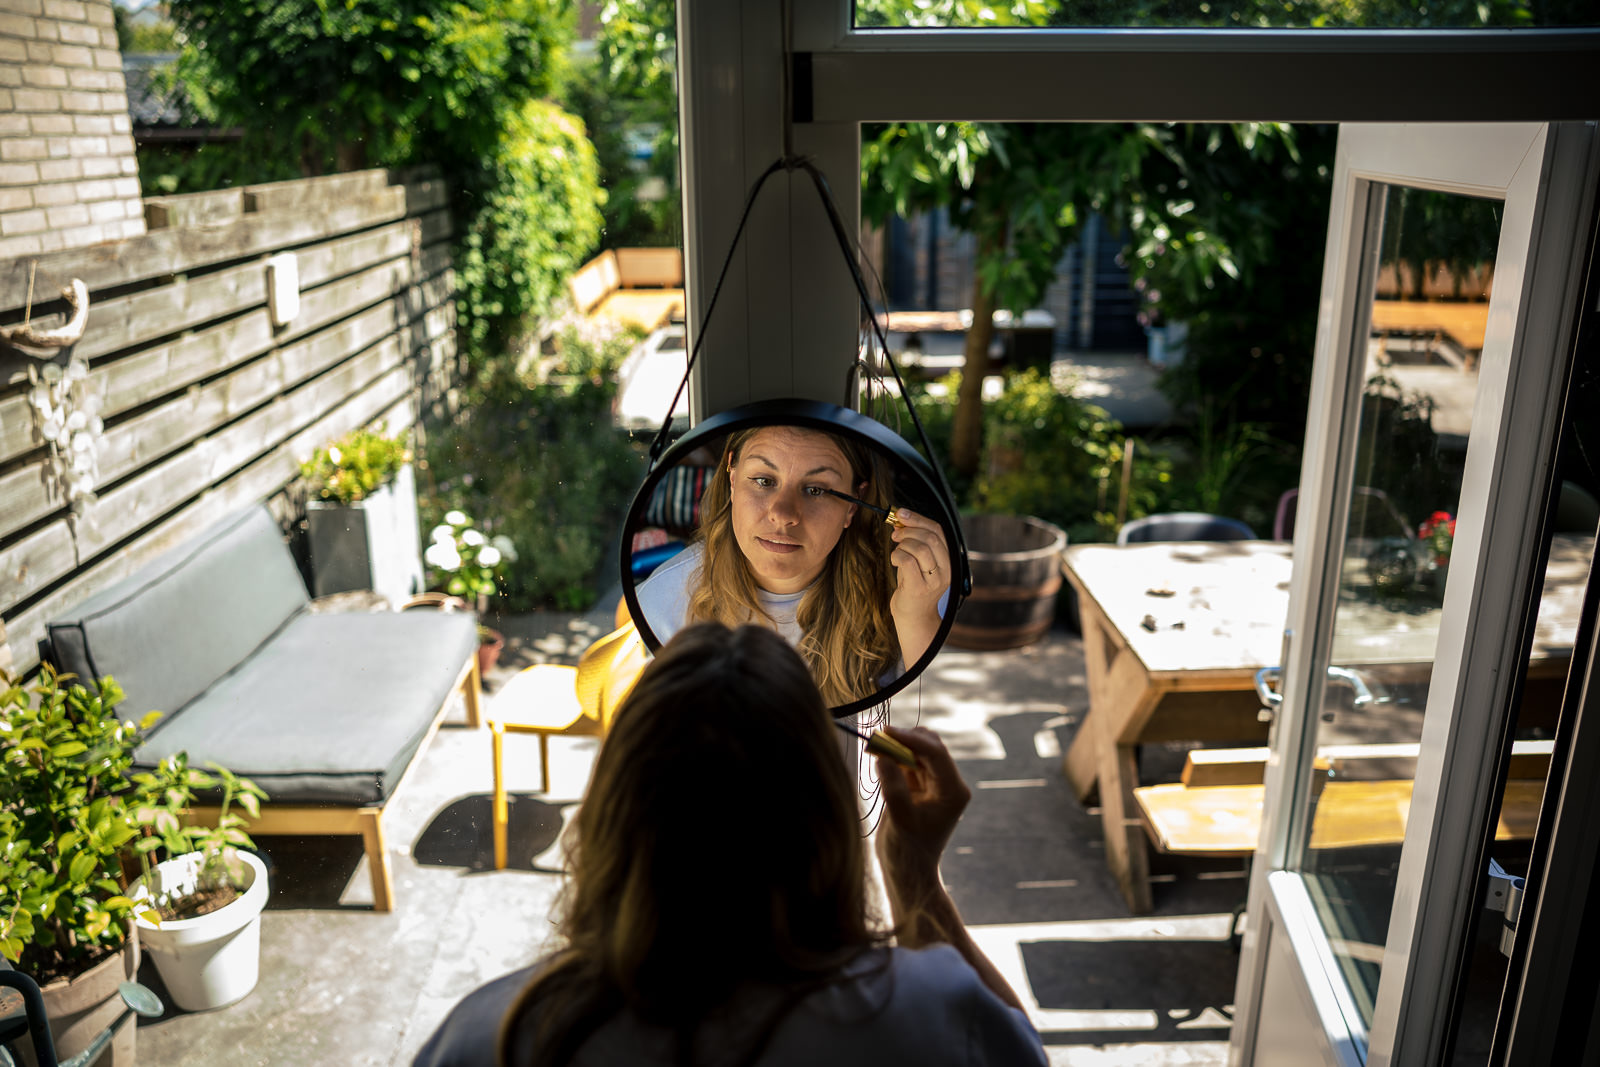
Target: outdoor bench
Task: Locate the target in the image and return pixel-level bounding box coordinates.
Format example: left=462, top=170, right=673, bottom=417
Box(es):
left=45, top=506, right=481, bottom=913
left=1132, top=740, right=1551, bottom=858
left=567, top=247, right=685, bottom=333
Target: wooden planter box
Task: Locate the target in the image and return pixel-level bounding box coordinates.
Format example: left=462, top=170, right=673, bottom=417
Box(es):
left=306, top=463, right=424, bottom=607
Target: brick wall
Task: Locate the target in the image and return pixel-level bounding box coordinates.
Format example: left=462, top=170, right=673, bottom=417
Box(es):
left=0, top=0, right=144, bottom=260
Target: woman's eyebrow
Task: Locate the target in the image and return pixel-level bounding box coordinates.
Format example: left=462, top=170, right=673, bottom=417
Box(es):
left=746, top=453, right=843, bottom=479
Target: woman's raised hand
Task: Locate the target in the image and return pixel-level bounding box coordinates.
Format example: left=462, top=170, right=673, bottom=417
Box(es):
left=888, top=508, right=950, bottom=668
left=874, top=725, right=972, bottom=939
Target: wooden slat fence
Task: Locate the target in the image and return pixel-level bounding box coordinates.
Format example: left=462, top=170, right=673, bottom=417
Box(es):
left=0, top=166, right=459, bottom=675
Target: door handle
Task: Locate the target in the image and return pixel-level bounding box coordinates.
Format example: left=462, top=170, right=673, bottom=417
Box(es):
left=1254, top=664, right=1392, bottom=723
left=1255, top=666, right=1284, bottom=709
left=1325, top=665, right=1390, bottom=708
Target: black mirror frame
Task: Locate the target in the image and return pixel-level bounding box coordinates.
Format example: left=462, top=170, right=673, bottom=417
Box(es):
left=620, top=397, right=971, bottom=718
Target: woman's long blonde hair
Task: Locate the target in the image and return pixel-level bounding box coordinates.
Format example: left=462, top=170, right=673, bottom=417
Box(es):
left=499, top=623, right=881, bottom=1065
left=686, top=426, right=899, bottom=706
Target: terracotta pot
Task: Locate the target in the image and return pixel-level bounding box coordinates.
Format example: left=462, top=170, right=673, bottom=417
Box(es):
left=477, top=628, right=506, bottom=676
left=19, top=934, right=141, bottom=1067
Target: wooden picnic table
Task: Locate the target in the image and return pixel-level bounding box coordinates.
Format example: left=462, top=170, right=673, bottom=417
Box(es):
left=1060, top=536, right=1591, bottom=913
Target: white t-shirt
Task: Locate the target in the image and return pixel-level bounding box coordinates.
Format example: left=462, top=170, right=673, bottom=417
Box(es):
left=635, top=542, right=806, bottom=647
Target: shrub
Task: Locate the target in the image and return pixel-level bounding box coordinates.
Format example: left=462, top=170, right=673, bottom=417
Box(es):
left=907, top=369, right=1173, bottom=544
left=424, top=511, right=517, bottom=606
left=455, top=99, right=605, bottom=369
left=300, top=426, right=411, bottom=504
left=421, top=321, right=645, bottom=612
left=0, top=669, right=171, bottom=984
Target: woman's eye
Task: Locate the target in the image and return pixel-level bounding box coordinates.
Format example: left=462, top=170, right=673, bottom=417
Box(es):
left=749, top=476, right=774, bottom=489
left=803, top=485, right=827, bottom=498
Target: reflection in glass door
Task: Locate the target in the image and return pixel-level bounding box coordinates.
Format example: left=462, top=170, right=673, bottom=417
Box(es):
left=1296, top=185, right=1502, bottom=1045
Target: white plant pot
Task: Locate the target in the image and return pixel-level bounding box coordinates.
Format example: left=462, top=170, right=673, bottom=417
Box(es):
left=132, top=850, right=270, bottom=1012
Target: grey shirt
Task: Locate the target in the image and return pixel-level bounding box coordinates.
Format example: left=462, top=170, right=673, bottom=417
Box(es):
left=413, top=944, right=1046, bottom=1067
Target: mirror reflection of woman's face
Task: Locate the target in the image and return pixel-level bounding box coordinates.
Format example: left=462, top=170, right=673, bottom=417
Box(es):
left=729, top=427, right=858, bottom=595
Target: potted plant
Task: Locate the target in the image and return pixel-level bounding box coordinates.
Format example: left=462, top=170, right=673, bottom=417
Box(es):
left=301, top=424, right=425, bottom=607
left=423, top=510, right=518, bottom=673
left=0, top=666, right=174, bottom=1066
left=128, top=757, right=270, bottom=1013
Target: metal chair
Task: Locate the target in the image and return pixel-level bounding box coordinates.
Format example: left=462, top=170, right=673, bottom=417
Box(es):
left=1117, top=512, right=1257, bottom=545
left=1273, top=487, right=1415, bottom=543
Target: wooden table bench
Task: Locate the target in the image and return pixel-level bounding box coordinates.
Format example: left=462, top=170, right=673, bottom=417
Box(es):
left=1368, top=299, right=1489, bottom=367
left=1133, top=740, right=1552, bottom=858
left=1060, top=536, right=1588, bottom=913
left=568, top=248, right=684, bottom=333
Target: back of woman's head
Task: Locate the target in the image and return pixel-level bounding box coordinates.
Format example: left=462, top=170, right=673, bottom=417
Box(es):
left=557, top=622, right=871, bottom=1021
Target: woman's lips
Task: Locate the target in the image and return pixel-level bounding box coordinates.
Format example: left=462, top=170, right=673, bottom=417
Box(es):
left=755, top=536, right=801, bottom=554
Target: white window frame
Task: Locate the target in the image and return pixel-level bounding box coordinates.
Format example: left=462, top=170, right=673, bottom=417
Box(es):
left=676, top=0, right=1599, bottom=419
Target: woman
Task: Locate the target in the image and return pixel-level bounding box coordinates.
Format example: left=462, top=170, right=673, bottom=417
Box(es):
left=636, top=424, right=950, bottom=706
left=414, top=623, right=1045, bottom=1067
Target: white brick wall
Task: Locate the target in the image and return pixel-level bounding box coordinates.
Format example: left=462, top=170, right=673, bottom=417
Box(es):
left=0, top=0, right=143, bottom=257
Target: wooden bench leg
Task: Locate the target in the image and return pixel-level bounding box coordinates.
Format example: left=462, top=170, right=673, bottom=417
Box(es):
left=491, top=722, right=508, bottom=871
left=462, top=654, right=484, bottom=729
left=359, top=811, right=393, bottom=913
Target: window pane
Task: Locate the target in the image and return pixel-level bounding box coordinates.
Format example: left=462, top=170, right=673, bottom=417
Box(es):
left=1295, top=185, right=1501, bottom=1042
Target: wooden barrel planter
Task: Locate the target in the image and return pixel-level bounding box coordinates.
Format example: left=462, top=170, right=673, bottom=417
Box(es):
left=947, top=514, right=1068, bottom=651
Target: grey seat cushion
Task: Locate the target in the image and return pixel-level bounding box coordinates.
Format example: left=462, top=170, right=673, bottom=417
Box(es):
left=47, top=507, right=309, bottom=721
left=133, top=611, right=479, bottom=806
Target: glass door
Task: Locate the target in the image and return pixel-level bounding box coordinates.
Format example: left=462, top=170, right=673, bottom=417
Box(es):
left=1231, top=122, right=1598, bottom=1066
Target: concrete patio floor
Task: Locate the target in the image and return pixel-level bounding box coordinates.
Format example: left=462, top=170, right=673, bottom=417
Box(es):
left=133, top=600, right=1244, bottom=1066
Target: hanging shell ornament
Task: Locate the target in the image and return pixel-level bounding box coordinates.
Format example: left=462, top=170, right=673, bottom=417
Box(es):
left=1, top=278, right=90, bottom=350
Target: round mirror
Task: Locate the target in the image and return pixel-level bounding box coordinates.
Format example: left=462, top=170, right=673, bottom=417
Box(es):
left=620, top=398, right=969, bottom=717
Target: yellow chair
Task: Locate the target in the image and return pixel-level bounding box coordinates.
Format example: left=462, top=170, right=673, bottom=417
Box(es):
left=489, top=620, right=649, bottom=869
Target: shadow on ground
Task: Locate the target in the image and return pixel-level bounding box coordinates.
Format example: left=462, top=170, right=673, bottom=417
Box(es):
left=411, top=793, right=568, bottom=874
left=1025, top=939, right=1238, bottom=1046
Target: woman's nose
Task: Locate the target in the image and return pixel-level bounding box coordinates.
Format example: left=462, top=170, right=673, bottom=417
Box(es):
left=768, top=489, right=802, bottom=525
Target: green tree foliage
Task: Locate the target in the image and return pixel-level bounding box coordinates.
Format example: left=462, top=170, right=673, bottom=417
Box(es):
left=567, top=0, right=682, bottom=247
left=456, top=99, right=605, bottom=360
left=168, top=0, right=570, bottom=174
left=113, top=6, right=178, bottom=52
left=166, top=0, right=604, bottom=366
left=862, top=116, right=1300, bottom=479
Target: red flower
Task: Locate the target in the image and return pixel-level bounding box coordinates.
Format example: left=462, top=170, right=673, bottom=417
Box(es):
left=1419, top=510, right=1455, bottom=566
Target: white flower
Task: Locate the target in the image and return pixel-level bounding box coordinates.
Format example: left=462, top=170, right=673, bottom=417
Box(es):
left=477, top=545, right=501, bottom=568
left=430, top=524, right=455, bottom=545
left=444, top=510, right=467, bottom=525
left=424, top=541, right=462, bottom=571
left=491, top=535, right=518, bottom=562
left=461, top=529, right=485, bottom=546
left=328, top=446, right=342, bottom=466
